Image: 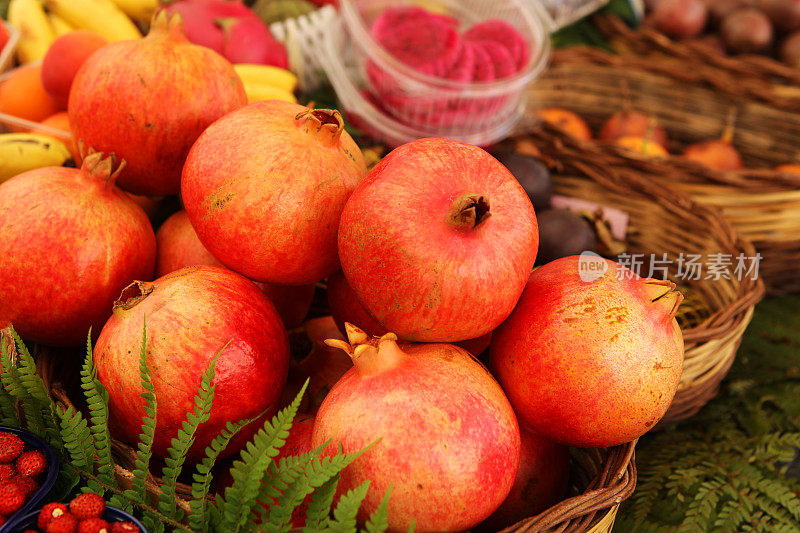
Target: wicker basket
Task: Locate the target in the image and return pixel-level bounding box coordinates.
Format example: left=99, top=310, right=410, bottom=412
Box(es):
left=526, top=15, right=800, bottom=294
left=514, top=125, right=764, bottom=425
left=25, top=326, right=635, bottom=533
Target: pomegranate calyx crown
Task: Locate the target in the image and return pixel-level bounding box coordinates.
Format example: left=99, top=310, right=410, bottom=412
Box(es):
left=643, top=279, right=683, bottom=319
left=149, top=9, right=187, bottom=41
left=295, top=107, right=345, bottom=147
left=80, top=150, right=126, bottom=189
left=324, top=324, right=403, bottom=375
left=113, top=280, right=154, bottom=312
left=449, top=194, right=491, bottom=229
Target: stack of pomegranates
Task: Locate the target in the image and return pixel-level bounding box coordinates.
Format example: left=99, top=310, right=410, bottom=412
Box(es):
left=0, top=10, right=686, bottom=532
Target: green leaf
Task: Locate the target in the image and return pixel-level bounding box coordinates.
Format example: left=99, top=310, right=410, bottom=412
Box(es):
left=80, top=330, right=116, bottom=488
left=303, top=475, right=340, bottom=531
left=363, top=486, right=391, bottom=533
left=329, top=481, right=370, bottom=533
left=123, top=320, right=157, bottom=506
left=158, top=344, right=227, bottom=522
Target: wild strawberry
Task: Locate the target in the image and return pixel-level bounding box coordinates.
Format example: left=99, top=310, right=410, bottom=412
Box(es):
left=0, top=462, right=16, bottom=481
left=16, top=475, right=39, bottom=497
left=0, top=433, right=24, bottom=462
left=78, top=517, right=111, bottom=533
left=0, top=514, right=6, bottom=526
left=110, top=522, right=140, bottom=533
left=45, top=512, right=78, bottom=533
left=38, top=502, right=68, bottom=529
left=0, top=482, right=25, bottom=514
left=16, top=450, right=47, bottom=477
left=69, top=492, right=105, bottom=520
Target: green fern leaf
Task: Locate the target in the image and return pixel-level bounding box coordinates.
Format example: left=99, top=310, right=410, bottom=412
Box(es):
left=123, top=321, right=157, bottom=506
left=0, top=340, right=19, bottom=427
left=217, top=379, right=308, bottom=533
left=56, top=405, right=95, bottom=471
left=303, top=474, right=340, bottom=531
left=189, top=417, right=255, bottom=533
left=159, top=345, right=227, bottom=522
left=363, top=485, right=392, bottom=533
left=81, top=330, right=116, bottom=488
left=329, top=481, right=370, bottom=533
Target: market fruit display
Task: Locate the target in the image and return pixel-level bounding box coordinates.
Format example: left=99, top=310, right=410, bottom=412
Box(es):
left=491, top=256, right=685, bottom=447
left=182, top=101, right=366, bottom=285
left=155, top=210, right=315, bottom=329
left=313, top=326, right=521, bottom=532
left=68, top=10, right=247, bottom=195
left=0, top=152, right=156, bottom=346
left=94, top=265, right=290, bottom=461
left=338, top=137, right=538, bottom=342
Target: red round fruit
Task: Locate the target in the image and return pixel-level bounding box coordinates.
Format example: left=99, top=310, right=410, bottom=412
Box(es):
left=650, top=0, right=708, bottom=39
left=683, top=139, right=743, bottom=170
left=491, top=256, right=684, bottom=447
left=478, top=428, right=569, bottom=531
left=68, top=11, right=247, bottom=196
left=182, top=102, right=366, bottom=285
left=41, top=30, right=108, bottom=109
left=295, top=316, right=354, bottom=412
left=95, top=265, right=290, bottom=461
left=338, top=138, right=538, bottom=342
left=155, top=210, right=315, bottom=328
left=598, top=110, right=669, bottom=148
left=0, top=153, right=156, bottom=346
left=313, top=327, right=520, bottom=532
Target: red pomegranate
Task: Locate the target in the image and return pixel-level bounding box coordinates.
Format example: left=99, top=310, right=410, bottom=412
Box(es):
left=0, top=153, right=155, bottom=346
left=68, top=10, right=247, bottom=196
left=491, top=256, right=684, bottom=447
left=182, top=101, right=366, bottom=285
left=478, top=428, right=569, bottom=531
left=155, top=210, right=315, bottom=328
left=94, top=265, right=289, bottom=461
left=295, top=316, right=354, bottom=412
left=338, top=138, right=538, bottom=343
left=312, top=325, right=521, bottom=532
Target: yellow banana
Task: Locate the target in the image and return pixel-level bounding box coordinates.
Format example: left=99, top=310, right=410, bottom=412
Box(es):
left=43, top=0, right=142, bottom=42
left=240, top=83, right=297, bottom=104
left=108, top=0, right=159, bottom=23
left=48, top=13, right=76, bottom=37
left=7, top=0, right=56, bottom=63
left=0, top=133, right=72, bottom=184
left=234, top=64, right=298, bottom=94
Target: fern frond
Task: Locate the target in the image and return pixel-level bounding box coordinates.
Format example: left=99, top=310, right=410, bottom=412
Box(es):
left=303, top=474, right=340, bottom=532
left=329, top=481, right=370, bottom=533
left=80, top=330, right=116, bottom=487
left=217, top=380, right=308, bottom=533
left=123, top=321, right=157, bottom=506
left=159, top=346, right=226, bottom=522
left=190, top=417, right=255, bottom=533
left=715, top=499, right=748, bottom=533
left=363, top=486, right=392, bottom=533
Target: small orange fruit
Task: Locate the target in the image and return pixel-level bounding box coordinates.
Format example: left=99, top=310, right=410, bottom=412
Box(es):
left=536, top=108, right=593, bottom=141
left=615, top=136, right=670, bottom=158
left=0, top=65, right=62, bottom=124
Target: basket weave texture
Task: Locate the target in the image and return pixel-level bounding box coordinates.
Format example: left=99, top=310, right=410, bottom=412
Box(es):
left=526, top=15, right=800, bottom=294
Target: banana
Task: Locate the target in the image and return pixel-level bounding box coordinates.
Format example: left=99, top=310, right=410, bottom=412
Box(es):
left=48, top=13, right=76, bottom=37
left=43, top=0, right=142, bottom=42
left=7, top=0, right=56, bottom=63
left=234, top=64, right=298, bottom=94
left=240, top=83, right=297, bottom=104
left=0, top=133, right=72, bottom=184
left=108, top=0, right=159, bottom=23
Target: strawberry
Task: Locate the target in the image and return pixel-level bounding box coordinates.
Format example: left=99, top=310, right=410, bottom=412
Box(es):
left=38, top=502, right=69, bottom=529
left=0, top=514, right=6, bottom=526
left=78, top=517, right=111, bottom=533
left=16, top=449, right=47, bottom=477
left=0, top=432, right=24, bottom=462
left=16, top=475, right=39, bottom=497
left=0, top=482, right=25, bottom=514
left=69, top=492, right=105, bottom=520
left=110, top=522, right=140, bottom=533
left=46, top=513, right=79, bottom=533
left=0, top=462, right=16, bottom=481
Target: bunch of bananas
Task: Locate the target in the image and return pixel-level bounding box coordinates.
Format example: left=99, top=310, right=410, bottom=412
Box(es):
left=0, top=133, right=72, bottom=183
left=234, top=63, right=298, bottom=104
left=7, top=0, right=156, bottom=63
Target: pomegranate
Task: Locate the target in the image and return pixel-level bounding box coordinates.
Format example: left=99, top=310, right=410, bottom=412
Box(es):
left=68, top=10, right=247, bottom=196
left=182, top=101, right=366, bottom=285
left=338, top=138, right=538, bottom=342
left=490, top=255, right=684, bottom=447
left=94, top=265, right=289, bottom=461
left=312, top=325, right=520, bottom=532
left=295, top=316, right=353, bottom=411
left=155, top=210, right=315, bottom=328
left=598, top=110, right=669, bottom=149
left=0, top=153, right=155, bottom=346
left=478, top=428, right=569, bottom=532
